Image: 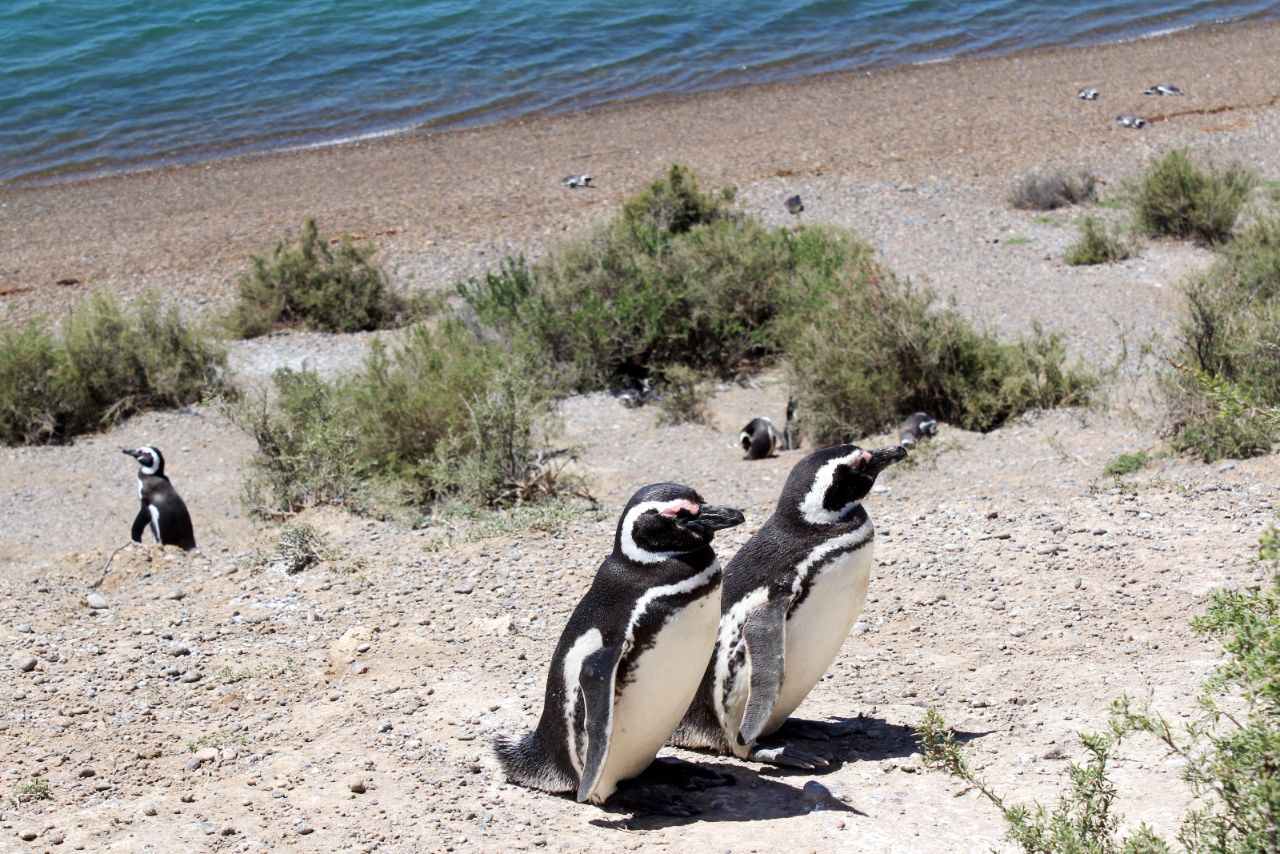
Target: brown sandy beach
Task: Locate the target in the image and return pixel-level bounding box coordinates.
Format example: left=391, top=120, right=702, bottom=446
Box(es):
left=2, top=20, right=1280, bottom=854
left=3, top=20, right=1280, bottom=329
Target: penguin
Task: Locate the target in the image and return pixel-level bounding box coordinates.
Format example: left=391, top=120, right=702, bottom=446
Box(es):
left=739, top=417, right=784, bottom=460
left=1077, top=88, right=1100, bottom=100
left=672, top=444, right=906, bottom=768
left=1143, top=84, right=1183, bottom=96
left=784, top=195, right=804, bottom=215
left=494, top=483, right=744, bottom=811
left=782, top=396, right=801, bottom=452
left=1116, top=113, right=1148, bottom=129
left=122, top=446, right=196, bottom=551
left=562, top=174, right=592, bottom=189
left=898, top=412, right=938, bottom=449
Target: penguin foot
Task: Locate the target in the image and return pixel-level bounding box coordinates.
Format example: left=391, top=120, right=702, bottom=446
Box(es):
left=635, top=756, right=734, bottom=792
left=607, top=785, right=701, bottom=817
left=747, top=742, right=829, bottom=769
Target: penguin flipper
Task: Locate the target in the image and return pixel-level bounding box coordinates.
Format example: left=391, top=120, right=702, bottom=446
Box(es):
left=130, top=507, right=151, bottom=543
left=737, top=596, right=789, bottom=747
left=575, top=643, right=625, bottom=803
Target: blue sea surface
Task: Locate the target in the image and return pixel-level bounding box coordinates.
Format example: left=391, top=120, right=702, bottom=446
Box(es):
left=2, top=0, right=1277, bottom=184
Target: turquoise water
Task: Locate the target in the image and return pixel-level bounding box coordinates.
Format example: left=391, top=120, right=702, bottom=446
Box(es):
left=2, top=0, right=1277, bottom=184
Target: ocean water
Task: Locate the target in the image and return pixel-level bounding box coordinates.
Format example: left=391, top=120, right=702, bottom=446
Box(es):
left=2, top=0, right=1277, bottom=184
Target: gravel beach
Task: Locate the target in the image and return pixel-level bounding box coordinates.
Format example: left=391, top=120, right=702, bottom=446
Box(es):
left=1, top=20, right=1279, bottom=854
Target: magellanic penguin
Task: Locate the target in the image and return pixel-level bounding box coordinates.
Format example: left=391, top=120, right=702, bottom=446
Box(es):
left=740, top=417, right=784, bottom=460
left=898, top=412, right=938, bottom=449
left=672, top=443, right=906, bottom=767
left=122, top=446, right=196, bottom=551
left=494, top=483, right=744, bottom=809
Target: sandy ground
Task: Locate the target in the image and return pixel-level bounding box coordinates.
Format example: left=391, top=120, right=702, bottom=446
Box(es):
left=1, top=19, right=1280, bottom=854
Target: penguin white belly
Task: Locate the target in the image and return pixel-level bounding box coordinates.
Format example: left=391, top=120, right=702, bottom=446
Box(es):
left=762, top=545, right=873, bottom=736
left=148, top=505, right=161, bottom=542
left=588, top=587, right=720, bottom=803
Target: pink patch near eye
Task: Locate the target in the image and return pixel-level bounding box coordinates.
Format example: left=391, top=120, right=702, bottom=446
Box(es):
left=660, top=500, right=701, bottom=518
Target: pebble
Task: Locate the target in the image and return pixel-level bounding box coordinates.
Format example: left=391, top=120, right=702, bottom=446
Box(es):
left=16, top=623, right=33, bottom=634
left=195, top=747, right=218, bottom=764
left=377, top=720, right=393, bottom=733
left=15, top=654, right=38, bottom=672
left=46, top=831, right=64, bottom=845
left=180, top=670, right=203, bottom=683
left=18, top=828, right=37, bottom=841
left=164, top=588, right=186, bottom=601
left=167, top=643, right=191, bottom=656
left=295, top=819, right=314, bottom=835
left=85, top=592, right=109, bottom=610
left=1008, top=625, right=1027, bottom=637
left=1034, top=544, right=1058, bottom=556
left=799, top=780, right=838, bottom=811
left=143, top=805, right=158, bottom=816
left=348, top=777, right=367, bottom=794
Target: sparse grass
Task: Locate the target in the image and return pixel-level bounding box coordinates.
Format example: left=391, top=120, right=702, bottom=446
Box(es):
left=426, top=501, right=608, bottom=548
left=1166, top=215, right=1280, bottom=460
left=228, top=317, right=575, bottom=516
left=1065, top=216, right=1135, bottom=266
left=1104, top=450, right=1151, bottom=477
left=918, top=517, right=1280, bottom=853
left=1009, top=171, right=1098, bottom=211
left=246, top=522, right=334, bottom=574
left=1095, top=197, right=1128, bottom=211
left=10, top=777, right=51, bottom=808
left=655, top=364, right=712, bottom=425
left=0, top=292, right=227, bottom=445
left=224, top=216, right=406, bottom=338
left=1133, top=149, right=1256, bottom=245
left=1004, top=236, right=1033, bottom=246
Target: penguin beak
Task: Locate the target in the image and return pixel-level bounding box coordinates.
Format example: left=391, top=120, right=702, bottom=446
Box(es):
left=122, top=448, right=141, bottom=460
left=863, top=445, right=908, bottom=476
left=685, top=504, right=746, bottom=534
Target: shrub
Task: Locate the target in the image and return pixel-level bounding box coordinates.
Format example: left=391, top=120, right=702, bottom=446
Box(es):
left=1064, top=216, right=1134, bottom=266
left=0, top=293, right=226, bottom=445
left=1133, top=149, right=1255, bottom=245
left=225, top=216, right=404, bottom=337
left=1167, top=216, right=1280, bottom=460
left=247, top=522, right=334, bottom=574
left=1009, top=171, right=1098, bottom=211
left=655, top=365, right=712, bottom=425
left=1103, top=451, right=1151, bottom=477
left=920, top=518, right=1280, bottom=854
left=229, top=318, right=570, bottom=515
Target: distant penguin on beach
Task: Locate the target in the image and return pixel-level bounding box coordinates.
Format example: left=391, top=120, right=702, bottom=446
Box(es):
left=740, top=417, right=784, bottom=460
left=898, top=412, right=938, bottom=449
left=563, top=174, right=592, bottom=189
left=1143, top=84, right=1183, bottom=96
left=1116, top=113, right=1148, bottom=128
left=123, top=446, right=196, bottom=551
left=1077, top=88, right=1100, bottom=100
left=784, top=195, right=804, bottom=216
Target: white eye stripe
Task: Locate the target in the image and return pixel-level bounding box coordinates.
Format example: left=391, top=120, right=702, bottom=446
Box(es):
left=798, top=450, right=864, bottom=525
left=620, top=499, right=699, bottom=564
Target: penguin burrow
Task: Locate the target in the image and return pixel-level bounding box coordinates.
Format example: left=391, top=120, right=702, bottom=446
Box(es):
left=672, top=443, right=905, bottom=768
left=122, top=445, right=196, bottom=551
left=494, top=483, right=744, bottom=812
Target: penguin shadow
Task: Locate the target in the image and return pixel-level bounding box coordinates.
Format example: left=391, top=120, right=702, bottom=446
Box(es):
left=590, top=716, right=990, bottom=829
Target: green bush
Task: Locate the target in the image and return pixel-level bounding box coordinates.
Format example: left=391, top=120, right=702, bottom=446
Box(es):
left=1065, top=216, right=1134, bottom=266
left=1104, top=451, right=1151, bottom=477
left=0, top=293, right=226, bottom=445
left=1009, top=171, right=1098, bottom=211
left=225, top=216, right=404, bottom=338
left=1133, top=149, right=1255, bottom=245
left=1167, top=216, right=1280, bottom=460
left=229, top=318, right=569, bottom=515
left=920, top=518, right=1280, bottom=854
left=655, top=364, right=712, bottom=426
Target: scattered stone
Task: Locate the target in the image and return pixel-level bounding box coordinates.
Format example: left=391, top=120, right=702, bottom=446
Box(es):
left=180, top=670, right=203, bottom=683
left=377, top=720, right=393, bottom=733
left=16, top=623, right=33, bottom=634
left=295, top=819, right=314, bottom=835
left=348, top=777, right=367, bottom=794
left=1035, top=544, right=1058, bottom=556
left=1008, top=625, right=1027, bottom=637
left=164, top=588, right=186, bottom=601
left=18, top=828, right=37, bottom=841
left=143, top=805, right=158, bottom=816
left=800, top=780, right=841, bottom=811
left=195, top=747, right=218, bottom=765
left=45, top=830, right=64, bottom=845
left=77, top=767, right=96, bottom=778
left=167, top=643, right=191, bottom=656
left=15, top=655, right=38, bottom=673
left=85, top=592, right=109, bottom=610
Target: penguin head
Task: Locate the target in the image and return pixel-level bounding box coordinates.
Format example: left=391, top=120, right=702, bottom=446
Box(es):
left=616, top=483, right=745, bottom=565
left=787, top=444, right=907, bottom=525
left=123, top=445, right=165, bottom=476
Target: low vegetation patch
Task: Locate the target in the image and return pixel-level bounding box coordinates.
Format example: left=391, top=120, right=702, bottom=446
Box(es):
left=0, top=293, right=226, bottom=445
left=655, top=365, right=712, bottom=426
left=1064, top=216, right=1134, bottom=266
left=225, top=216, right=407, bottom=338
left=247, top=521, right=334, bottom=574
left=1103, top=450, right=1151, bottom=477
left=919, top=518, right=1280, bottom=853
left=1166, top=216, right=1280, bottom=460
left=1133, top=149, right=1255, bottom=245
left=460, top=165, right=1093, bottom=443
left=229, top=317, right=574, bottom=516
left=10, top=777, right=51, bottom=808
left=1009, top=170, right=1098, bottom=211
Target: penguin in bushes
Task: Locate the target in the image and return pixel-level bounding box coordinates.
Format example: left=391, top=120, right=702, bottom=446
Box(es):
left=494, top=483, right=744, bottom=813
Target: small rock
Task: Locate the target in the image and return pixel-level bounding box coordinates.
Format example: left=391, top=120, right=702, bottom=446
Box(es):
left=377, top=720, right=393, bottom=733
left=295, top=819, right=314, bottom=835
left=454, top=584, right=475, bottom=595
left=164, top=588, right=186, bottom=601
left=15, top=655, right=37, bottom=673
left=195, top=747, right=218, bottom=765
left=77, top=767, right=96, bottom=778
left=45, top=830, right=64, bottom=845
left=180, top=670, right=203, bottom=683
left=18, top=828, right=37, bottom=841
left=1008, top=625, right=1027, bottom=637
left=16, top=624, right=33, bottom=634
left=347, top=777, right=367, bottom=794
left=167, top=643, right=191, bottom=656
left=85, top=592, right=109, bottom=610
left=800, top=780, right=840, bottom=811
left=144, top=804, right=159, bottom=816
left=1073, top=576, right=1084, bottom=589
left=1035, top=544, right=1058, bottom=556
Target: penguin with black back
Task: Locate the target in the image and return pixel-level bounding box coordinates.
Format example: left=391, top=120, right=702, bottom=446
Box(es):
left=494, top=483, right=745, bottom=813
left=672, top=443, right=906, bottom=768
left=739, top=417, right=784, bottom=460
left=122, top=446, right=196, bottom=551
left=898, top=412, right=938, bottom=449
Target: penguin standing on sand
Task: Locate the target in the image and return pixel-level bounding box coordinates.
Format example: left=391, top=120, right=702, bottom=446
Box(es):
left=740, top=417, right=784, bottom=460
left=494, top=483, right=744, bottom=812
left=123, top=446, right=196, bottom=551
left=672, top=444, right=905, bottom=768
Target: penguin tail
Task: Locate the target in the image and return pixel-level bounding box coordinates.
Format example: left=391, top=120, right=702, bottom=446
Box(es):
left=493, top=730, right=575, bottom=794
